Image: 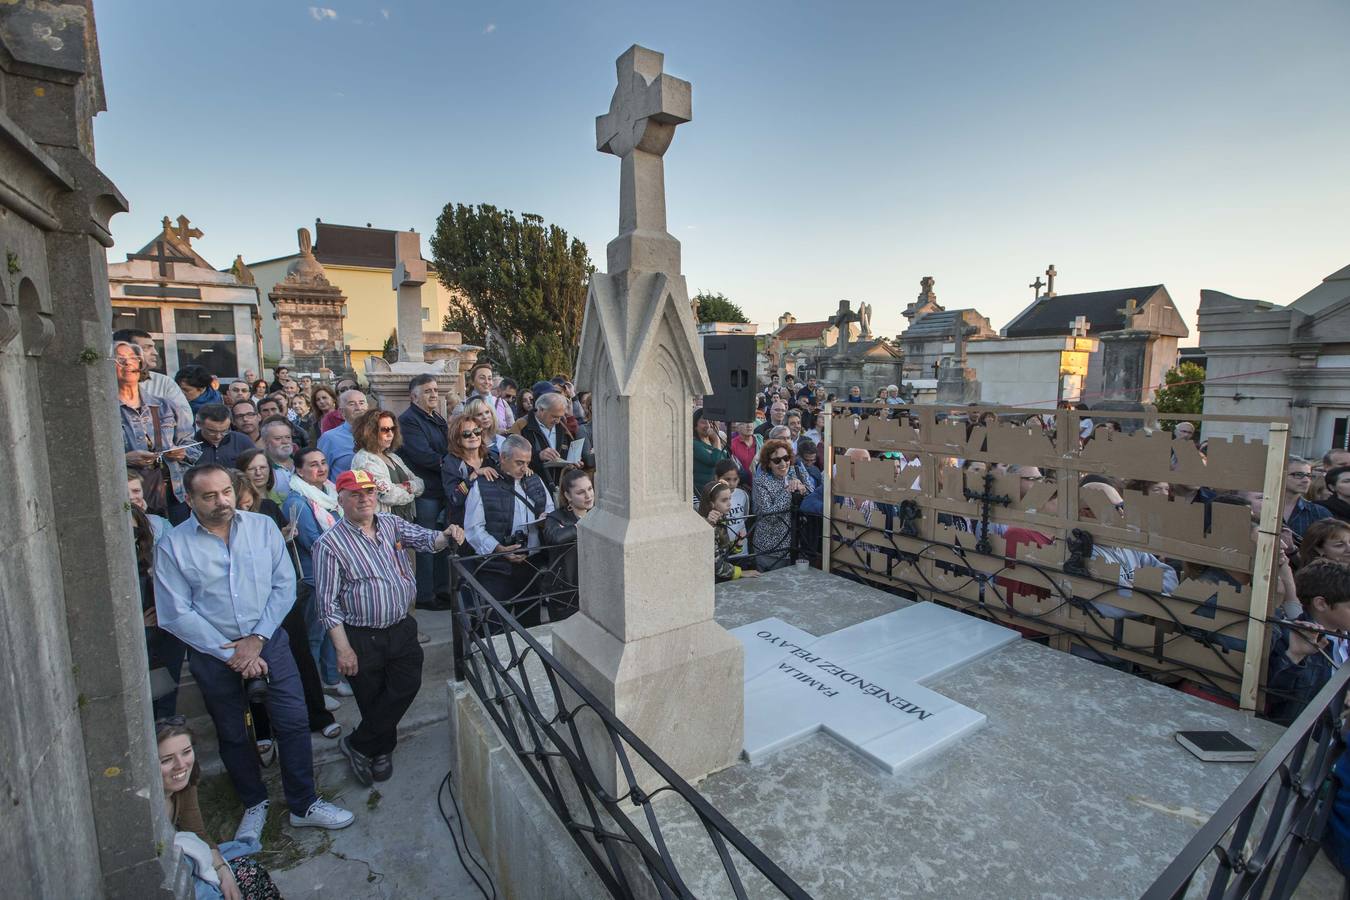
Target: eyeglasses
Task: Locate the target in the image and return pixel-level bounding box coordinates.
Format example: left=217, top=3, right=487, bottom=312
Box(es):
left=461, top=428, right=483, bottom=438
left=378, top=426, right=396, bottom=434
left=769, top=455, right=791, bottom=464
left=1288, top=472, right=1313, bottom=479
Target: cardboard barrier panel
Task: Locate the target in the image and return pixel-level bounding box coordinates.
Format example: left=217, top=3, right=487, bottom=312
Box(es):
left=822, top=402, right=1289, bottom=713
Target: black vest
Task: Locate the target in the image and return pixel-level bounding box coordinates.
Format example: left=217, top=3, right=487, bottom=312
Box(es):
left=479, top=474, right=549, bottom=545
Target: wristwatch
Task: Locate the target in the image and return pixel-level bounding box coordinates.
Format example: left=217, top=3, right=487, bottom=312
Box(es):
left=250, top=633, right=268, bottom=643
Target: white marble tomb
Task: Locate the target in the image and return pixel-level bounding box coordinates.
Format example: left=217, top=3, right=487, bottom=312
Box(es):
left=732, top=603, right=1019, bottom=774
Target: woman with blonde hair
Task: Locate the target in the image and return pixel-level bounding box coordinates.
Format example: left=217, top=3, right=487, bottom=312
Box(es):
left=463, top=396, right=507, bottom=454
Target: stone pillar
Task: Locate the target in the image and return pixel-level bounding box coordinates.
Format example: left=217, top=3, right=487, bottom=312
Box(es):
left=392, top=231, right=427, bottom=364
left=553, top=45, right=743, bottom=795
left=1, top=3, right=174, bottom=895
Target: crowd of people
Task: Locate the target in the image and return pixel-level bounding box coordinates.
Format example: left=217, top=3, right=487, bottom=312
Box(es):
left=113, top=327, right=1349, bottom=893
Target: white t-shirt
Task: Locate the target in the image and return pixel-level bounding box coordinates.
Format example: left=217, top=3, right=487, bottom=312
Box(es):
left=726, top=487, right=750, bottom=544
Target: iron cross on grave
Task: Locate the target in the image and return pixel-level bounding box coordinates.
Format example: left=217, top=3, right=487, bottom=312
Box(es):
left=731, top=604, right=1019, bottom=774
left=128, top=240, right=193, bottom=278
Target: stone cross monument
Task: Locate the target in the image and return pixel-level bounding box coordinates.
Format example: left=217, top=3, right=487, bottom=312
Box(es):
left=832, top=299, right=861, bottom=356
left=556, top=45, right=744, bottom=794
left=392, top=230, right=427, bottom=364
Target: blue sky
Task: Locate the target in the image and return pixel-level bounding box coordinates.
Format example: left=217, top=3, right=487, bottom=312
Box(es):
left=95, top=1, right=1350, bottom=340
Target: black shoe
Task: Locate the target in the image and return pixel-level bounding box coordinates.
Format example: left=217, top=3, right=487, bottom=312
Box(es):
left=340, top=735, right=373, bottom=787
left=418, top=596, right=454, bottom=612
left=371, top=753, right=393, bottom=782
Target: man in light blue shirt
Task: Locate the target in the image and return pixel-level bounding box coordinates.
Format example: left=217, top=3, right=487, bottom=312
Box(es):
left=317, top=388, right=367, bottom=477
left=155, top=463, right=354, bottom=841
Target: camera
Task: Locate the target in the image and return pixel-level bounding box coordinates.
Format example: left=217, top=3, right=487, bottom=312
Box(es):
left=244, top=675, right=269, bottom=704
left=507, top=530, right=529, bottom=547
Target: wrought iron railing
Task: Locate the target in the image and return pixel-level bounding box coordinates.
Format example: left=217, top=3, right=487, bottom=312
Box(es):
left=1141, top=662, right=1349, bottom=899
left=448, top=532, right=812, bottom=899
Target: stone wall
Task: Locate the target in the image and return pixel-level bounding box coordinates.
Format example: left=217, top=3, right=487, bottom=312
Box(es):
left=1, top=3, right=178, bottom=895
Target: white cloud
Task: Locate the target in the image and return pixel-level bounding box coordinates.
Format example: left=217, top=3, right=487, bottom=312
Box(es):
left=309, top=6, right=337, bottom=22
left=483, top=23, right=496, bottom=34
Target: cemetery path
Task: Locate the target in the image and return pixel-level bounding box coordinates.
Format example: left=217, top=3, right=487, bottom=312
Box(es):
left=270, top=719, right=492, bottom=899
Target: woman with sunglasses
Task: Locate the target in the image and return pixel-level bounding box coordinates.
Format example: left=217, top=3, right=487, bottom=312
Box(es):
left=441, top=412, right=501, bottom=531
left=752, top=438, right=810, bottom=572
left=351, top=409, right=423, bottom=520
left=463, top=397, right=507, bottom=455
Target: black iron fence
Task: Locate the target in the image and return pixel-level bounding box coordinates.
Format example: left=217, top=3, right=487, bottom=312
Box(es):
left=1142, top=662, right=1349, bottom=899
left=447, top=518, right=813, bottom=899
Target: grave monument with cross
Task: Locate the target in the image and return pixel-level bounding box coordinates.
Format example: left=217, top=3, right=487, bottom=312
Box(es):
left=556, top=45, right=744, bottom=794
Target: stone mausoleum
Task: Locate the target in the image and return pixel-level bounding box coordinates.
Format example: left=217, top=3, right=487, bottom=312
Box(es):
left=108, top=216, right=263, bottom=379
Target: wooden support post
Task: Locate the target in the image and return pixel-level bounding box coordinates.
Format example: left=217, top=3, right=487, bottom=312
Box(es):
left=1240, top=421, right=1289, bottom=712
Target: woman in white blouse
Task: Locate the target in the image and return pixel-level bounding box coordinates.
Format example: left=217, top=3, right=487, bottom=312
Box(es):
left=350, top=408, right=424, bottom=520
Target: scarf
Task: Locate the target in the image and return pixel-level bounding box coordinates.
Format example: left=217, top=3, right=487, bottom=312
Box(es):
left=289, top=478, right=340, bottom=531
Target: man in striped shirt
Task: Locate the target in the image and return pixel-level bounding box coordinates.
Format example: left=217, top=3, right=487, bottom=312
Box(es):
left=314, top=468, right=464, bottom=785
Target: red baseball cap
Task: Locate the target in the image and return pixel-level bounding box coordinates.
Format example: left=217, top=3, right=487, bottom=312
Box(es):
left=335, top=469, right=378, bottom=493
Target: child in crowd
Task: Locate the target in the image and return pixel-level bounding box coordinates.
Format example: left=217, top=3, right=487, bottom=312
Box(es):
left=713, top=459, right=750, bottom=551
left=1268, top=558, right=1350, bottom=726
left=698, top=480, right=756, bottom=583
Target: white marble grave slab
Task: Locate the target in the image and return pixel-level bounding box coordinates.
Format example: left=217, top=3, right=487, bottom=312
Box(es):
left=732, top=603, right=1019, bottom=774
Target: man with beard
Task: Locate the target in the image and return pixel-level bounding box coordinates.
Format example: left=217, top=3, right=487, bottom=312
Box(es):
left=154, top=464, right=354, bottom=843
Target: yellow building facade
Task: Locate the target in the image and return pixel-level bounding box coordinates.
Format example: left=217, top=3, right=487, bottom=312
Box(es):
left=247, top=221, right=460, bottom=371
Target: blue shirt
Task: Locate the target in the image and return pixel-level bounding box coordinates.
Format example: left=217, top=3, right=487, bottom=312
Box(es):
left=153, top=510, right=296, bottom=660
left=1286, top=496, right=1332, bottom=541
left=318, top=421, right=355, bottom=477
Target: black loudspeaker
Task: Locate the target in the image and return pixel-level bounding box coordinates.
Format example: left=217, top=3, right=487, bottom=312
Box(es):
left=702, top=334, right=757, bottom=423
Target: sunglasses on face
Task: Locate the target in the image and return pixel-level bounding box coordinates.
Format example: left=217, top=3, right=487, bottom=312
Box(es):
left=770, top=455, right=791, bottom=464
left=378, top=426, right=396, bottom=434
left=461, top=428, right=483, bottom=438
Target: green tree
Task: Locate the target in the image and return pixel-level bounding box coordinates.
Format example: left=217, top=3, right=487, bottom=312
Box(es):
left=1153, top=361, right=1206, bottom=429
left=694, top=291, right=749, bottom=324
left=431, top=203, right=593, bottom=388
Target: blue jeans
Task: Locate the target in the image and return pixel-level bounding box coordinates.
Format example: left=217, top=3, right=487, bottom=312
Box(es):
left=187, top=627, right=317, bottom=815
left=414, top=496, right=449, bottom=602
left=192, top=838, right=261, bottom=900
left=299, top=581, right=339, bottom=685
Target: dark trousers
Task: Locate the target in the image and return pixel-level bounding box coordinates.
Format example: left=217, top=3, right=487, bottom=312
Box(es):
left=188, top=627, right=316, bottom=815
left=145, top=626, right=186, bottom=720
left=477, top=562, right=545, bottom=629
left=413, top=497, right=449, bottom=603
left=345, top=616, right=424, bottom=757
left=252, top=598, right=336, bottom=739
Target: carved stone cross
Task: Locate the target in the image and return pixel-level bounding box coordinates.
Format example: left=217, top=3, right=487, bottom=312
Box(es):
left=596, top=45, right=691, bottom=270
left=173, top=215, right=203, bottom=246
left=1045, top=264, right=1058, bottom=296
left=1118, top=298, right=1141, bottom=320
left=1069, top=315, right=1090, bottom=337
left=1029, top=276, right=1045, bottom=298
left=832, top=299, right=861, bottom=355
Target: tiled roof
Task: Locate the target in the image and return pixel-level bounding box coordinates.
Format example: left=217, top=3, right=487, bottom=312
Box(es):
left=775, top=320, right=832, bottom=341
left=1003, top=286, right=1164, bottom=337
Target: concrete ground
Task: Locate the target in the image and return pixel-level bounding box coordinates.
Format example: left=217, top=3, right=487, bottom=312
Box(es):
left=270, top=719, right=494, bottom=900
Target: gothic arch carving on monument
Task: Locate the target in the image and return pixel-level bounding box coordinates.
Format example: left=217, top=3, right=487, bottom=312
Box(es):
left=17, top=278, right=53, bottom=358
left=642, top=341, right=683, bottom=504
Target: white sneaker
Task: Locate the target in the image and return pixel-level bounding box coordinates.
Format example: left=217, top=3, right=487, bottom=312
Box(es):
left=336, top=681, right=354, bottom=697
left=289, top=798, right=354, bottom=830
left=323, top=694, right=341, bottom=711
left=235, top=799, right=270, bottom=843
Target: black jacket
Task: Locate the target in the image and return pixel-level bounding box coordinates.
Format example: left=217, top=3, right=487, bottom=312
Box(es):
left=519, top=414, right=572, bottom=489
left=193, top=429, right=255, bottom=468
left=542, top=507, right=580, bottom=593
left=399, top=404, right=449, bottom=499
